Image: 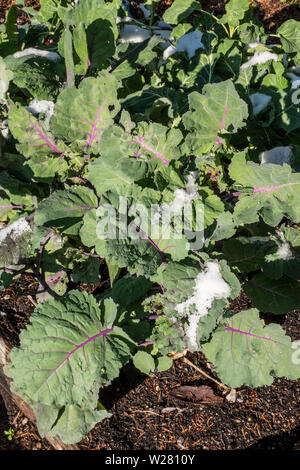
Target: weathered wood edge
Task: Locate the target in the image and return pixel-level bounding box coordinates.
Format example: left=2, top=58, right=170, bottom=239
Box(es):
left=0, top=336, right=80, bottom=450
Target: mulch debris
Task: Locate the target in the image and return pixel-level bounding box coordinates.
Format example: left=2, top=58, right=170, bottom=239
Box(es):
left=0, top=0, right=300, bottom=452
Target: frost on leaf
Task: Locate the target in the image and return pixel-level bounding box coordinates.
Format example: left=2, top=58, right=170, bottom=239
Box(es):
left=0, top=218, right=32, bottom=267
left=249, top=93, right=271, bottom=116
left=260, top=147, right=292, bottom=166
left=175, top=261, right=231, bottom=351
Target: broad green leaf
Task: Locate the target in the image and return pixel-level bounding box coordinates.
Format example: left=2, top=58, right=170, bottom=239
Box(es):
left=110, top=275, right=152, bottom=307
left=155, top=356, right=173, bottom=372
left=244, top=273, right=300, bottom=314
left=203, top=309, right=300, bottom=387
left=278, top=20, right=300, bottom=53
left=73, top=22, right=89, bottom=75
left=35, top=186, right=98, bottom=235
left=86, top=18, right=116, bottom=69
left=33, top=402, right=111, bottom=445
left=205, top=211, right=236, bottom=243
left=276, top=89, right=300, bottom=133
left=62, top=27, right=75, bottom=87
left=203, top=195, right=224, bottom=227
left=0, top=171, right=38, bottom=207
left=222, top=237, right=272, bottom=273
left=49, top=405, right=110, bottom=444
left=106, top=259, right=121, bottom=287
left=50, top=74, right=120, bottom=151
left=12, top=62, right=59, bottom=100
left=163, top=0, right=202, bottom=24
left=230, top=155, right=300, bottom=226
left=4, top=5, right=19, bottom=55
left=87, top=157, right=142, bottom=197
left=220, top=0, right=250, bottom=27
left=183, top=80, right=248, bottom=155
left=70, top=256, right=100, bottom=284
left=5, top=291, right=135, bottom=408
left=8, top=105, right=65, bottom=158
left=133, top=351, right=155, bottom=375
left=37, top=0, right=67, bottom=22
left=25, top=155, right=68, bottom=184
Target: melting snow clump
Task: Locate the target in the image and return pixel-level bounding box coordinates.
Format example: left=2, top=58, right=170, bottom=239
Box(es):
left=175, top=261, right=231, bottom=351
left=0, top=218, right=32, bottom=246
left=277, top=242, right=293, bottom=260
left=170, top=173, right=199, bottom=214
left=27, top=99, right=55, bottom=129
left=240, top=51, right=278, bottom=70
left=260, top=146, right=291, bottom=166
left=249, top=93, right=271, bottom=116
left=163, top=30, right=205, bottom=59
left=120, top=25, right=151, bottom=43
left=14, top=48, right=61, bottom=62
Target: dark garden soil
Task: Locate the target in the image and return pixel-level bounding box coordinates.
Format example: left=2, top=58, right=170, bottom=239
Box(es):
left=0, top=0, right=300, bottom=452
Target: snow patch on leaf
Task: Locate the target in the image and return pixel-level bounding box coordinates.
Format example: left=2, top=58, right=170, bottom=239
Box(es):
left=163, top=30, right=204, bottom=59
left=170, top=172, right=199, bottom=214
left=27, top=99, right=55, bottom=130
left=0, top=218, right=32, bottom=246
left=240, top=51, right=278, bottom=70
left=277, top=242, right=293, bottom=260
left=120, top=25, right=151, bottom=43
left=249, top=93, right=271, bottom=116
left=286, top=72, right=300, bottom=90
left=175, top=261, right=231, bottom=351
left=260, top=146, right=292, bottom=166
left=13, top=48, right=61, bottom=62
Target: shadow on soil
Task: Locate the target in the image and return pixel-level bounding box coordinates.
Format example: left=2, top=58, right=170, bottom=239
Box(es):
left=248, top=426, right=300, bottom=450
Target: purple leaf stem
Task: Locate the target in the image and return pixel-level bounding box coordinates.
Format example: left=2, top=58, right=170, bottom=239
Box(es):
left=132, top=223, right=167, bottom=264
left=29, top=119, right=62, bottom=158
left=44, top=327, right=114, bottom=381
left=232, top=182, right=298, bottom=198
left=87, top=99, right=107, bottom=147
left=225, top=325, right=280, bottom=344
left=139, top=340, right=155, bottom=347
left=129, top=136, right=169, bottom=166
left=36, top=230, right=55, bottom=275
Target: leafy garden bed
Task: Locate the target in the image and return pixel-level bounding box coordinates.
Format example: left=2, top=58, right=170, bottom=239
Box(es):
left=0, top=0, right=300, bottom=450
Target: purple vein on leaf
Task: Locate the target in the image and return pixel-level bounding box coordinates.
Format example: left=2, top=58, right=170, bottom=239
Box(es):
left=225, top=324, right=280, bottom=344
left=29, top=119, right=63, bottom=158
left=87, top=99, right=107, bottom=147
left=37, top=327, right=114, bottom=390
left=129, top=136, right=169, bottom=166
left=132, top=223, right=167, bottom=264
